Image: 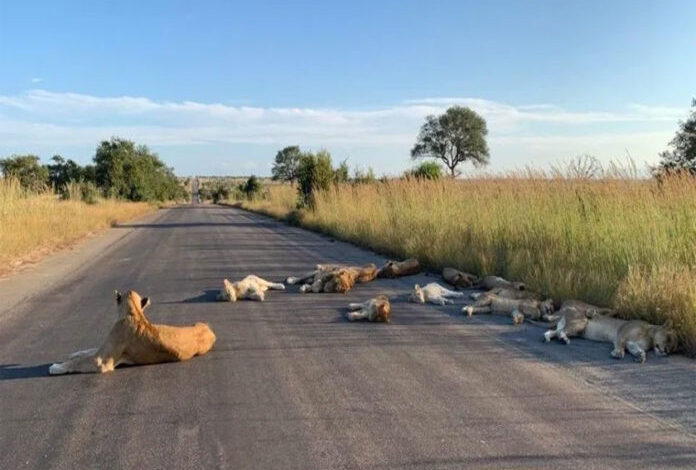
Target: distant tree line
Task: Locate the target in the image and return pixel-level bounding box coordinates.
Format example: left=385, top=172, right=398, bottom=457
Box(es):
left=0, top=137, right=187, bottom=202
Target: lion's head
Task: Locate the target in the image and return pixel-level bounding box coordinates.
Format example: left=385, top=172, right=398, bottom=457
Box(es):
left=540, top=299, right=555, bottom=317
left=373, top=295, right=391, bottom=323
left=114, top=290, right=150, bottom=318
left=653, top=320, right=679, bottom=356
left=408, top=284, right=425, bottom=304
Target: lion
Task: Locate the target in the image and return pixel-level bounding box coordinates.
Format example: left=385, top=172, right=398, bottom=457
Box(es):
left=346, top=295, right=391, bottom=322
left=217, top=275, right=285, bottom=302
left=470, top=286, right=542, bottom=301
left=49, top=290, right=216, bottom=375
left=408, top=282, right=465, bottom=306
left=559, top=299, right=615, bottom=317
left=378, top=258, right=420, bottom=278
left=543, top=310, right=678, bottom=363
left=288, top=263, right=378, bottom=294
left=462, top=293, right=554, bottom=322
left=479, top=275, right=526, bottom=291
left=442, top=267, right=479, bottom=288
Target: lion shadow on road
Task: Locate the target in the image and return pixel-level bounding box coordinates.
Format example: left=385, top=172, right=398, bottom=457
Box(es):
left=160, top=290, right=221, bottom=304
left=0, top=363, right=51, bottom=380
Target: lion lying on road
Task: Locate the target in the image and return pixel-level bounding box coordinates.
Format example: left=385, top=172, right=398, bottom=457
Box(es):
left=470, top=286, right=541, bottom=301
left=442, top=267, right=479, bottom=288
left=49, top=290, right=216, bottom=375
left=378, top=258, right=420, bottom=278
left=463, top=293, right=554, bottom=322
left=542, top=309, right=678, bottom=363
left=346, top=295, right=391, bottom=322
left=217, top=275, right=285, bottom=302
left=286, top=263, right=378, bottom=294
left=479, top=275, right=526, bottom=291
left=409, top=282, right=465, bottom=306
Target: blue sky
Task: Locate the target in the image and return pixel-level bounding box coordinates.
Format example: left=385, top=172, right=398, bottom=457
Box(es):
left=1, top=0, right=695, bottom=176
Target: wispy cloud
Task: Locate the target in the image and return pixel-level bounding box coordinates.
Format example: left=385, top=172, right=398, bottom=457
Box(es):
left=0, top=89, right=685, bottom=173
left=30, top=77, right=44, bottom=83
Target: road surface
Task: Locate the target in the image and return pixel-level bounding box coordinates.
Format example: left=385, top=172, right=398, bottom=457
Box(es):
left=1, top=205, right=695, bottom=469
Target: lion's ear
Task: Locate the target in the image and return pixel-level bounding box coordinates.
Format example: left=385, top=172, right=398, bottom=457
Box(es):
left=141, top=297, right=151, bottom=310
left=115, top=290, right=122, bottom=305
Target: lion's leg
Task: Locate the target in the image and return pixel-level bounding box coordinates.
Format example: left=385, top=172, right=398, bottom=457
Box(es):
left=348, top=301, right=366, bottom=311
left=267, top=282, right=286, bottom=290
left=626, top=341, right=647, bottom=363
left=50, top=348, right=121, bottom=375
left=68, top=347, right=98, bottom=359
left=470, top=292, right=483, bottom=300
left=543, top=329, right=557, bottom=342
left=441, top=287, right=464, bottom=298
left=462, top=297, right=492, bottom=316
left=610, top=339, right=626, bottom=359
left=299, top=283, right=312, bottom=293
left=286, top=270, right=318, bottom=285
left=247, top=289, right=265, bottom=301
left=346, top=309, right=368, bottom=321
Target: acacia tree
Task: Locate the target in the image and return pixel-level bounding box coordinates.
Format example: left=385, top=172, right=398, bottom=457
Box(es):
left=411, top=106, right=489, bottom=177
left=271, top=145, right=302, bottom=182
left=656, top=99, right=696, bottom=175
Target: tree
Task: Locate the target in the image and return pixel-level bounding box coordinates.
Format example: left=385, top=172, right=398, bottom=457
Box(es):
left=272, top=145, right=302, bottom=182
left=411, top=106, right=489, bottom=177
left=46, top=155, right=86, bottom=190
left=0, top=154, right=49, bottom=191
left=296, top=150, right=335, bottom=206
left=656, top=99, right=696, bottom=175
left=405, top=161, right=443, bottom=180
left=93, top=137, right=185, bottom=201
left=334, top=159, right=350, bottom=183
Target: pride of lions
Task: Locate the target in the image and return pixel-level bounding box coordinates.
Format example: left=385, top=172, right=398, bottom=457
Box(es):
left=49, top=258, right=679, bottom=375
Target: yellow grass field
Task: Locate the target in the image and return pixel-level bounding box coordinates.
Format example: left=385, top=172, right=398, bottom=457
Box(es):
left=241, top=176, right=696, bottom=355
left=0, top=178, right=154, bottom=276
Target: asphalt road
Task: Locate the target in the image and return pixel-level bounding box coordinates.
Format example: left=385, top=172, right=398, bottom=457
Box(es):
left=1, top=204, right=695, bottom=469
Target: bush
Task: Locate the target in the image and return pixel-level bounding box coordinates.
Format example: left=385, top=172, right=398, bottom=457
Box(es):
left=0, top=155, right=49, bottom=192
left=242, top=175, right=263, bottom=200
left=353, top=166, right=377, bottom=184
left=405, top=161, right=443, bottom=180
left=296, top=150, right=335, bottom=207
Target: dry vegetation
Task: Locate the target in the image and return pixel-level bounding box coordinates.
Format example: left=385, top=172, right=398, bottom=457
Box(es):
left=240, top=173, right=696, bottom=355
left=0, top=178, right=153, bottom=275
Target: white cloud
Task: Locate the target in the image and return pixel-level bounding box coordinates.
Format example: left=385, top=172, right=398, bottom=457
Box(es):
left=0, top=89, right=686, bottom=173
left=30, top=78, right=43, bottom=83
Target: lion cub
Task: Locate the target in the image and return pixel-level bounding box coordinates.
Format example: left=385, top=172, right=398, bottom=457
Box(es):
left=409, top=283, right=465, bottom=306
left=217, top=275, right=285, bottom=302
left=346, top=295, right=391, bottom=322
left=49, top=290, right=216, bottom=375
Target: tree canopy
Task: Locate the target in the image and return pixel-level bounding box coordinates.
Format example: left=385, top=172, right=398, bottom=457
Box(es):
left=411, top=106, right=489, bottom=177
left=656, top=99, right=696, bottom=175
left=271, top=145, right=302, bottom=182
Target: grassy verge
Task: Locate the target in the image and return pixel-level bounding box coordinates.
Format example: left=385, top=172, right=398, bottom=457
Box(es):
left=0, top=178, right=154, bottom=275
left=238, top=176, right=696, bottom=356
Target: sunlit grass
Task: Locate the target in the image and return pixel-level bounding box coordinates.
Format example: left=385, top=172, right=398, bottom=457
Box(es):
left=0, top=178, right=154, bottom=275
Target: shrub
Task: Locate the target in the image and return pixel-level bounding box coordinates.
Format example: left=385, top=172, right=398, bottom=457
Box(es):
left=296, top=150, right=335, bottom=207
left=406, top=161, right=443, bottom=180
left=242, top=175, right=263, bottom=199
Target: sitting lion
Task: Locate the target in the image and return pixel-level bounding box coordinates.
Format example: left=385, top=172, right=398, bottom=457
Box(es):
left=217, top=275, right=285, bottom=302
left=543, top=310, right=678, bottom=363
left=378, top=258, right=420, bottom=278
left=409, top=282, right=465, bottom=306
left=463, top=293, right=554, bottom=322
left=49, top=290, right=216, bottom=375
left=287, top=263, right=378, bottom=294
left=346, top=295, right=391, bottom=322
left=442, top=267, right=479, bottom=288
left=479, top=275, right=526, bottom=291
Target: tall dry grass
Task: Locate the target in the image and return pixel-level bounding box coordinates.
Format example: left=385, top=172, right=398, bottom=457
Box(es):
left=0, top=178, right=153, bottom=275
left=242, top=175, right=696, bottom=355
